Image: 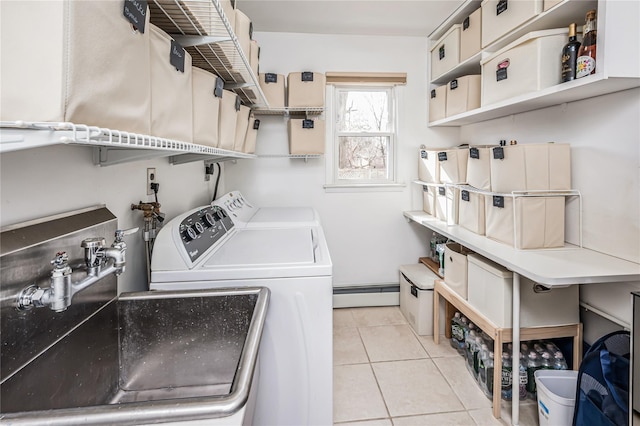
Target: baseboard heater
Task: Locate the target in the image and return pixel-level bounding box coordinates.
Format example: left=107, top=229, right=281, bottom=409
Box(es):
left=333, top=284, right=400, bottom=308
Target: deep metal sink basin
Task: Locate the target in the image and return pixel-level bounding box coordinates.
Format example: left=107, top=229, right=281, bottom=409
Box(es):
left=0, top=287, right=269, bottom=425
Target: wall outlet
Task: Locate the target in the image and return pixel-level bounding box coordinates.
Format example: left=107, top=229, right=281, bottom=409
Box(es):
left=147, top=168, right=156, bottom=195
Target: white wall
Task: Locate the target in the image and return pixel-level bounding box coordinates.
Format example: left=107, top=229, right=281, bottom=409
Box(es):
left=0, top=144, right=219, bottom=294
left=225, top=31, right=458, bottom=287
left=460, top=88, right=640, bottom=332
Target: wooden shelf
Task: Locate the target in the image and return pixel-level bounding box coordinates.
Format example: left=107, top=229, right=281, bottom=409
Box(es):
left=418, top=257, right=442, bottom=278
left=433, top=279, right=582, bottom=419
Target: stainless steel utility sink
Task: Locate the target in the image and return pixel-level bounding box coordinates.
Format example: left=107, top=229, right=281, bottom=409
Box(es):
left=0, top=287, right=269, bottom=425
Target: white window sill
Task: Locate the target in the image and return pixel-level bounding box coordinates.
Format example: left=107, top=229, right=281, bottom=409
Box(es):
left=323, top=182, right=406, bottom=193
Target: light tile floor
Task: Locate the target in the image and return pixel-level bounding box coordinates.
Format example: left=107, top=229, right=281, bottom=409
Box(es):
left=333, top=306, right=539, bottom=426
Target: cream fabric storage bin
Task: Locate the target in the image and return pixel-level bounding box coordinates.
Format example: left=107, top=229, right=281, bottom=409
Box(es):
left=422, top=185, right=436, bottom=216
left=438, top=147, right=469, bottom=184
left=446, top=75, right=481, bottom=117
left=430, top=25, right=461, bottom=80
left=418, top=148, right=441, bottom=183
left=192, top=68, right=222, bottom=147
left=220, top=0, right=235, bottom=31
left=249, top=40, right=260, bottom=77
left=444, top=243, right=473, bottom=299
left=399, top=264, right=439, bottom=335
left=467, top=254, right=579, bottom=327
left=490, top=142, right=571, bottom=192
left=429, top=85, right=447, bottom=123
left=259, top=73, right=286, bottom=108
left=218, top=90, right=240, bottom=150
left=481, top=29, right=567, bottom=106
left=458, top=190, right=486, bottom=235
left=467, top=145, right=495, bottom=191
left=287, top=72, right=326, bottom=107
left=460, top=8, right=482, bottom=62
left=288, top=118, right=325, bottom=154
left=485, top=195, right=565, bottom=248
left=435, top=186, right=459, bottom=224
left=234, top=9, right=252, bottom=59
left=0, top=1, right=151, bottom=134
left=243, top=113, right=260, bottom=154
left=150, top=25, right=193, bottom=142
left=543, top=0, right=563, bottom=11
left=481, top=0, right=543, bottom=48
left=233, top=105, right=251, bottom=152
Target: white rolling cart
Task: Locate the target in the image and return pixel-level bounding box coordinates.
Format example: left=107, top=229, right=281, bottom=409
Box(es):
left=403, top=210, right=640, bottom=424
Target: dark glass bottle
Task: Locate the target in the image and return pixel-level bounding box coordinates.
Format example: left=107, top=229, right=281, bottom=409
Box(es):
left=561, top=23, right=581, bottom=82
left=576, top=10, right=597, bottom=78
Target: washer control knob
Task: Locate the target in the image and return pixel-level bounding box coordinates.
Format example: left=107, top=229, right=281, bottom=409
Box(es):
left=194, top=222, right=205, bottom=234
left=203, top=212, right=216, bottom=227
left=184, top=226, right=198, bottom=241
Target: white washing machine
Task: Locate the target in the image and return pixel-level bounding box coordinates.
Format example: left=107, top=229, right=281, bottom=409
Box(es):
left=150, top=201, right=333, bottom=426
left=212, top=191, right=321, bottom=228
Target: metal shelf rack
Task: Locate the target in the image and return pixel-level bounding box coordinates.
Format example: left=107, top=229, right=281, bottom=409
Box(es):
left=253, top=107, right=325, bottom=117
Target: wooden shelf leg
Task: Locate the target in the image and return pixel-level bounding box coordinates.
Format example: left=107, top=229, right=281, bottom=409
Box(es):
left=573, top=323, right=583, bottom=370
left=493, top=329, right=503, bottom=419
left=433, top=288, right=440, bottom=345
left=445, top=301, right=455, bottom=339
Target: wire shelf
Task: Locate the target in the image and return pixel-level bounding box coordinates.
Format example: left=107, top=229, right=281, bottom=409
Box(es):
left=253, top=107, right=325, bottom=117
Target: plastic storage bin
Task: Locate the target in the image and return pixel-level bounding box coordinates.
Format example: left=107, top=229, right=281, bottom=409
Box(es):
left=0, top=1, right=151, bottom=135
left=429, top=85, right=447, bottom=122
left=399, top=264, right=439, bottom=335
left=435, top=186, right=459, bottom=224
left=259, top=73, right=286, bottom=108
left=467, top=254, right=579, bottom=327
left=233, top=105, right=251, bottom=152
left=287, top=72, right=326, bottom=107
left=460, top=8, right=482, bottom=62
left=243, top=113, right=260, bottom=154
left=288, top=118, right=325, bottom=154
left=484, top=195, right=565, bottom=248
left=481, top=0, right=543, bottom=48
left=218, top=90, right=240, bottom=150
left=438, top=147, right=469, bottom=184
left=430, top=24, right=461, bottom=80
left=458, top=190, right=486, bottom=235
left=446, top=75, right=481, bottom=117
left=192, top=68, right=222, bottom=147
left=490, top=142, right=571, bottom=193
left=467, top=145, right=496, bottom=191
left=150, top=24, right=193, bottom=142
left=481, top=29, right=567, bottom=106
left=535, top=370, right=579, bottom=426
left=443, top=242, right=473, bottom=299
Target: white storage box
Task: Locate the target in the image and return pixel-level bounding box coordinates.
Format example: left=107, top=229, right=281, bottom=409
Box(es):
left=460, top=8, right=482, bottom=62
left=259, top=73, right=286, bottom=108
left=481, top=29, right=567, bottom=106
left=399, top=264, right=439, bottom=335
left=218, top=90, right=240, bottom=150
left=446, top=75, right=481, bottom=117
left=429, top=85, right=447, bottom=122
left=435, top=186, right=459, bottom=224
left=430, top=24, right=461, bottom=80
left=467, top=145, right=496, bottom=191
left=418, top=148, right=441, bottom=183
left=485, top=195, right=565, bottom=248
left=444, top=243, right=473, bottom=299
left=543, top=0, right=563, bottom=12
left=249, top=40, right=260, bottom=77
left=481, top=0, right=543, bottom=48
left=150, top=25, right=193, bottom=142
left=438, top=147, right=469, bottom=184
left=490, top=142, right=571, bottom=193
left=1, top=1, right=151, bottom=134
left=287, top=72, right=326, bottom=107
left=243, top=113, right=260, bottom=154
left=192, top=68, right=222, bottom=147
left=288, top=118, right=325, bottom=154
left=458, top=190, right=486, bottom=235
left=234, top=9, right=252, bottom=59
left=467, top=254, right=579, bottom=327
left=233, top=105, right=251, bottom=152
left=422, top=185, right=436, bottom=216
left=535, top=370, right=579, bottom=426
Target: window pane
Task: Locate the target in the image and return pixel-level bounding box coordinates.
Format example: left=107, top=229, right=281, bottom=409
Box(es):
left=338, top=136, right=390, bottom=180
left=337, top=90, right=390, bottom=132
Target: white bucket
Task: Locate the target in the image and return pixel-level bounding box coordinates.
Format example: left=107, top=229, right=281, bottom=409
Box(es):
left=535, top=370, right=578, bottom=426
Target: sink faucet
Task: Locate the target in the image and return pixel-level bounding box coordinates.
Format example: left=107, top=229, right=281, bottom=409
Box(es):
left=16, top=228, right=138, bottom=312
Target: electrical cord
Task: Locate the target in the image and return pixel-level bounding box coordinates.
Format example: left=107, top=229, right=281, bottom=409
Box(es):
left=212, top=163, right=221, bottom=202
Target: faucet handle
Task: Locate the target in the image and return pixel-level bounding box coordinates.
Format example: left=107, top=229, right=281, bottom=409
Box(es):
left=114, top=227, right=139, bottom=243
left=81, top=237, right=106, bottom=249
left=51, top=252, right=69, bottom=268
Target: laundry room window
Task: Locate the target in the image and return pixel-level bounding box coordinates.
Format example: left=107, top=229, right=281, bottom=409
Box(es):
left=324, top=73, right=405, bottom=191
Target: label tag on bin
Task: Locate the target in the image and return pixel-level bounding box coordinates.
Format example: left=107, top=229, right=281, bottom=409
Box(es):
left=497, top=0, right=508, bottom=15
left=265, top=73, right=278, bottom=83
left=123, top=0, right=147, bottom=33
left=438, top=187, right=446, bottom=196
left=462, top=190, right=470, bottom=202
left=493, top=196, right=505, bottom=208
left=470, top=147, right=480, bottom=159
left=214, top=77, right=224, bottom=98
left=302, top=72, right=314, bottom=82
left=170, top=40, right=185, bottom=72
left=493, top=146, right=504, bottom=160
left=438, top=152, right=448, bottom=161
left=302, top=119, right=314, bottom=129
left=253, top=119, right=261, bottom=130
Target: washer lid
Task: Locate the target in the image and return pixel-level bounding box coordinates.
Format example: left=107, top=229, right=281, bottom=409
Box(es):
left=203, top=228, right=315, bottom=267
left=248, top=207, right=319, bottom=227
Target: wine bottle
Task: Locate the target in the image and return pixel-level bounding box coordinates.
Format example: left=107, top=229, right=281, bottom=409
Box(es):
left=561, top=23, right=581, bottom=82
left=576, top=10, right=597, bottom=78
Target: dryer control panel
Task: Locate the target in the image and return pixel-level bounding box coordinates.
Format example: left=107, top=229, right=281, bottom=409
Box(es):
left=178, top=205, right=234, bottom=263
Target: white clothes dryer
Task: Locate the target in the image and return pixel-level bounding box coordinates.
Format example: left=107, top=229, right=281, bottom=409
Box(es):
left=150, top=202, right=333, bottom=426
